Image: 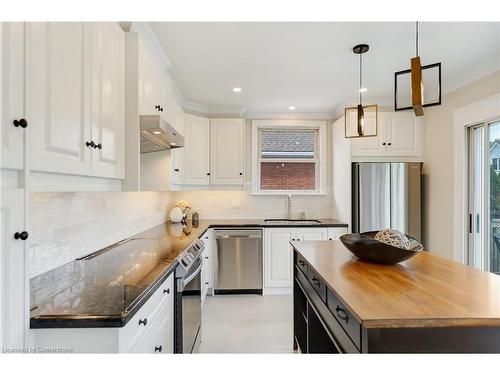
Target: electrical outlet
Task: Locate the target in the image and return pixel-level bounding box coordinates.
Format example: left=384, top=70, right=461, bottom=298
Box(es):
left=231, top=199, right=241, bottom=209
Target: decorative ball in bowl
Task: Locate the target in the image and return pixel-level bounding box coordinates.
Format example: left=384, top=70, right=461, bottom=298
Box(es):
left=339, top=229, right=423, bottom=265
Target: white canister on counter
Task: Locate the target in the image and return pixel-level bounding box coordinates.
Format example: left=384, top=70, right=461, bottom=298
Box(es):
left=169, top=206, right=184, bottom=223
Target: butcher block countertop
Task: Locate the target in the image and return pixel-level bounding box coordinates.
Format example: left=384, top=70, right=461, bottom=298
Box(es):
left=292, top=240, right=500, bottom=329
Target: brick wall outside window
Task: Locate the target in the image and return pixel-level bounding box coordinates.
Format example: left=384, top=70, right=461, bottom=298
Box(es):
left=260, top=162, right=315, bottom=190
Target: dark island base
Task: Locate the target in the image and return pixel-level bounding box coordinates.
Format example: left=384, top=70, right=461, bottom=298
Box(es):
left=293, top=252, right=500, bottom=354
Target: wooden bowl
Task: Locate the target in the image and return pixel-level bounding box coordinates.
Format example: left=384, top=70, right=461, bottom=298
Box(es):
left=339, top=231, right=423, bottom=265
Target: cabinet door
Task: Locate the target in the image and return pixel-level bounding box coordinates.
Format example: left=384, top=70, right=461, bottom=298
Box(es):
left=210, top=118, right=245, bottom=185
left=170, top=97, right=185, bottom=185
left=138, top=42, right=158, bottom=116
left=350, top=114, right=387, bottom=157
left=1, top=22, right=24, bottom=170
left=327, top=227, right=348, bottom=241
left=26, top=22, right=92, bottom=176
left=158, top=71, right=171, bottom=123
left=184, top=114, right=210, bottom=185
left=295, top=228, right=328, bottom=241
left=91, top=22, right=125, bottom=179
left=0, top=189, right=26, bottom=347
left=385, top=112, right=423, bottom=157
left=264, top=228, right=294, bottom=288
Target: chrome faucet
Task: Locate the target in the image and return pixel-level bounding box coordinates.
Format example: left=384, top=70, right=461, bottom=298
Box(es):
left=287, top=194, right=292, bottom=220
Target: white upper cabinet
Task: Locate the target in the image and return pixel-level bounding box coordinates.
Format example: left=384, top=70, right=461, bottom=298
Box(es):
left=210, top=118, right=245, bottom=185
left=27, top=22, right=92, bottom=176
left=91, top=23, right=125, bottom=178
left=138, top=43, right=171, bottom=121
left=350, top=112, right=423, bottom=159
left=1, top=23, right=25, bottom=171
left=384, top=112, right=423, bottom=157
left=26, top=22, right=125, bottom=179
left=170, top=97, right=185, bottom=185
left=184, top=114, right=210, bottom=185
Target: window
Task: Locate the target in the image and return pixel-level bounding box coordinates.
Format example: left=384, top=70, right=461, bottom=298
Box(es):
left=252, top=120, right=326, bottom=194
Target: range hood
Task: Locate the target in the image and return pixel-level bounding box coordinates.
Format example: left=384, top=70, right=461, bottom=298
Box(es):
left=140, top=115, right=185, bottom=154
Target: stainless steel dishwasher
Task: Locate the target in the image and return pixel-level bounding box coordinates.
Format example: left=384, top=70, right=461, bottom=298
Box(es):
left=214, top=229, right=263, bottom=294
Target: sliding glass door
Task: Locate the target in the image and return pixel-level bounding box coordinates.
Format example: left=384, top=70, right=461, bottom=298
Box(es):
left=467, top=120, right=500, bottom=274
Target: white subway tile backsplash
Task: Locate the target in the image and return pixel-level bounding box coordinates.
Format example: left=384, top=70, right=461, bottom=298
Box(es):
left=29, top=192, right=172, bottom=278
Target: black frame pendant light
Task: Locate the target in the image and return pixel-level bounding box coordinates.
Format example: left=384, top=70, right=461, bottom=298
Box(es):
left=345, top=44, right=378, bottom=138
left=394, top=22, right=442, bottom=115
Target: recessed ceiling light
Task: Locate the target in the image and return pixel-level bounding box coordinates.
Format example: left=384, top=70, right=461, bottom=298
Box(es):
left=358, top=87, right=368, bottom=93
left=152, top=130, right=162, bottom=135
left=232, top=87, right=242, bottom=93
left=170, top=142, right=177, bottom=146
left=288, top=106, right=296, bottom=110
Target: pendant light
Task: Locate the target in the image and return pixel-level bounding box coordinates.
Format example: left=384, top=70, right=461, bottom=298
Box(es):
left=394, top=22, right=442, bottom=114
left=345, top=44, right=378, bottom=138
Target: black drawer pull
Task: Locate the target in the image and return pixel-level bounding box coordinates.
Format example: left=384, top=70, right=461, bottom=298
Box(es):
left=138, top=318, right=147, bottom=326
left=174, top=168, right=180, bottom=172
left=335, top=306, right=349, bottom=323
left=163, top=288, right=170, bottom=294
left=311, top=277, right=320, bottom=287
left=205, top=256, right=209, bottom=259
left=154, top=345, right=162, bottom=352
left=205, top=282, right=209, bottom=285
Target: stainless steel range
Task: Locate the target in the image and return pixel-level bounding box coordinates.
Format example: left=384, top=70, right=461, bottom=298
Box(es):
left=174, top=238, right=205, bottom=353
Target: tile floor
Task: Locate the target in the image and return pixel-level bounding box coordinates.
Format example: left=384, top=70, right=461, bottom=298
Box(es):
left=198, top=294, right=295, bottom=353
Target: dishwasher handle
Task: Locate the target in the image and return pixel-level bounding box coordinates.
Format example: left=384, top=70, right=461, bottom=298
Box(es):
left=214, top=229, right=262, bottom=239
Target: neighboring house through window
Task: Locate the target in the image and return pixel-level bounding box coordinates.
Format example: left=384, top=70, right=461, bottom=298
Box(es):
left=252, top=120, right=326, bottom=194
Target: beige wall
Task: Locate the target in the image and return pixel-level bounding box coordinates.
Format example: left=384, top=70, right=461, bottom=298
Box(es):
left=423, top=71, right=500, bottom=259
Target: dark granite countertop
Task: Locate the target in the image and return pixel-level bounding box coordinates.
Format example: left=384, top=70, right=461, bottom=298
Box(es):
left=30, top=218, right=347, bottom=329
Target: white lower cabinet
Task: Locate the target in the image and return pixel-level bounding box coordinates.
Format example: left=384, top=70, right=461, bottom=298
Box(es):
left=201, top=229, right=213, bottom=304
left=327, top=227, right=348, bottom=241
left=264, top=227, right=343, bottom=293
left=31, top=273, right=174, bottom=353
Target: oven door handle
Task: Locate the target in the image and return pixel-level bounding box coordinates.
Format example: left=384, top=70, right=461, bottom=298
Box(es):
left=179, top=259, right=203, bottom=291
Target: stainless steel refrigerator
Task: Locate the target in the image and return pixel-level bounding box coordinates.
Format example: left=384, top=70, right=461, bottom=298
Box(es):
left=352, top=162, right=422, bottom=241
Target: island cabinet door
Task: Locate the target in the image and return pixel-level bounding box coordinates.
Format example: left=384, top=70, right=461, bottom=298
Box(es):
left=264, top=228, right=295, bottom=289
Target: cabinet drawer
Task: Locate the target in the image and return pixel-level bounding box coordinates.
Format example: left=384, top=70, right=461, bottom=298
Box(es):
left=307, top=268, right=327, bottom=304
left=296, top=254, right=308, bottom=276
left=129, top=290, right=173, bottom=353
left=327, top=289, right=361, bottom=350
left=120, top=274, right=174, bottom=351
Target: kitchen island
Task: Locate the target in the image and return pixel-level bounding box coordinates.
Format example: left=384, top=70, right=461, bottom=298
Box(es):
left=292, top=240, right=500, bottom=353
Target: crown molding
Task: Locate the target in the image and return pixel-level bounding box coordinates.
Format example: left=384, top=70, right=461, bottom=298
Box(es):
left=130, top=22, right=172, bottom=70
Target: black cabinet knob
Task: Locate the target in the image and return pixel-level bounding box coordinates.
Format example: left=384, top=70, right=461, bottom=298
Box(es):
left=207, top=172, right=210, bottom=176
left=174, top=168, right=180, bottom=172
left=154, top=345, right=162, bottom=353
left=163, top=288, right=170, bottom=294
left=86, top=141, right=95, bottom=148
left=205, top=282, right=209, bottom=285
left=382, top=142, right=386, bottom=146
left=155, top=105, right=161, bottom=110
left=13, top=118, right=28, bottom=128
left=138, top=318, right=147, bottom=326
left=204, top=256, right=209, bottom=259
left=329, top=238, right=333, bottom=241
left=95, top=143, right=102, bottom=149
left=239, top=172, right=243, bottom=176
left=387, top=142, right=392, bottom=146
left=159, top=107, right=164, bottom=112
left=14, top=231, right=29, bottom=241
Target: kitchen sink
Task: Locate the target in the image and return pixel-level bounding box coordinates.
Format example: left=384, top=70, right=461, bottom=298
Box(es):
left=264, top=219, right=322, bottom=224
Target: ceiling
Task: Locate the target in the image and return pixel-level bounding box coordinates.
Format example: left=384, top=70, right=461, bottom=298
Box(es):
left=149, top=22, right=500, bottom=116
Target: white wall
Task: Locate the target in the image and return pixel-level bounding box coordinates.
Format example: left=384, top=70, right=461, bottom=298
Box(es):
left=29, top=191, right=172, bottom=277
left=423, top=71, right=500, bottom=259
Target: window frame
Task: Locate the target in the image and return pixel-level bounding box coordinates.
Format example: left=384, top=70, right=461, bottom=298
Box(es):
left=251, top=120, right=327, bottom=195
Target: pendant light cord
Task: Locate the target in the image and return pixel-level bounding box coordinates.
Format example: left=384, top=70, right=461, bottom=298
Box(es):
left=416, top=21, right=419, bottom=57
left=359, top=53, right=363, bottom=105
